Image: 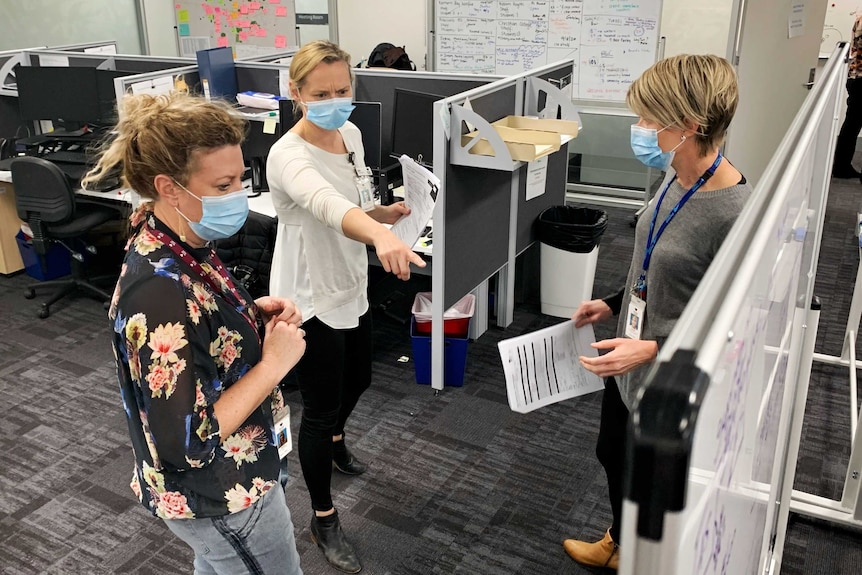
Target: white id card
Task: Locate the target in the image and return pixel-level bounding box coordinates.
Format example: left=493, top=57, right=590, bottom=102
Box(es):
left=625, top=295, right=645, bottom=340
left=275, top=410, right=292, bottom=459
left=355, top=168, right=375, bottom=212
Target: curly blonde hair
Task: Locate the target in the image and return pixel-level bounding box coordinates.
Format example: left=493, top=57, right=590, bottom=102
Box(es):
left=82, top=92, right=247, bottom=219
left=626, top=54, right=738, bottom=157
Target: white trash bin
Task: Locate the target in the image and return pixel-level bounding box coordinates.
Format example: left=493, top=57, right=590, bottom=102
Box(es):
left=537, top=206, right=607, bottom=319
left=540, top=243, right=599, bottom=318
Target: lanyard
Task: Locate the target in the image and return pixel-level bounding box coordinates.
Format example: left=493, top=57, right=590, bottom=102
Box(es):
left=145, top=224, right=261, bottom=345
left=642, top=151, right=723, bottom=273
left=634, top=151, right=723, bottom=298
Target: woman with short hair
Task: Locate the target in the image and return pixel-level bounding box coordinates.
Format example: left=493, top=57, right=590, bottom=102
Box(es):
left=563, top=54, right=751, bottom=570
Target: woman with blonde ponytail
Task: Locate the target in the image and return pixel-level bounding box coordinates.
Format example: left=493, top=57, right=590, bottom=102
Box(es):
left=97, top=92, right=306, bottom=574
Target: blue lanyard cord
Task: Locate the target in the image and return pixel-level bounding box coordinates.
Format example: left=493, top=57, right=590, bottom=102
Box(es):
left=641, top=151, right=723, bottom=273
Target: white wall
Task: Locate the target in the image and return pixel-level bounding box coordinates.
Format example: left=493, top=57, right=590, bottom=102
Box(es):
left=336, top=0, right=427, bottom=69
left=0, top=0, right=143, bottom=53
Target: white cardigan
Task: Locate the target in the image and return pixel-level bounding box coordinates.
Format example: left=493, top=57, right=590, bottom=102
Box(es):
left=266, top=122, right=369, bottom=327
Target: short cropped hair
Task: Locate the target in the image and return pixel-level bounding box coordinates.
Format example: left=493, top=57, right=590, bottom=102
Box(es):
left=626, top=54, right=739, bottom=156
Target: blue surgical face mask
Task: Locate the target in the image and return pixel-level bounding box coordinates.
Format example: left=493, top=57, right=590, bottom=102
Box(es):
left=630, top=124, right=686, bottom=170
left=303, top=97, right=355, bottom=131
left=175, top=181, right=249, bottom=242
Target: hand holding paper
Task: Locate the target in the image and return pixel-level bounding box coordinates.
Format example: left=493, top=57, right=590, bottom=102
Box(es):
left=497, top=320, right=603, bottom=413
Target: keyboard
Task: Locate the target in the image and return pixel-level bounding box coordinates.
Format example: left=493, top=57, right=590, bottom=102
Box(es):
left=42, top=151, right=90, bottom=164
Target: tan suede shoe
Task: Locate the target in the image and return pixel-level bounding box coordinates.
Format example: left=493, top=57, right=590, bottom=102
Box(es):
left=562, top=528, right=619, bottom=570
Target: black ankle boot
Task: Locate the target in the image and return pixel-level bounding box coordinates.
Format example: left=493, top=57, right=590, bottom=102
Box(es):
left=332, top=439, right=367, bottom=475
left=310, top=511, right=362, bottom=573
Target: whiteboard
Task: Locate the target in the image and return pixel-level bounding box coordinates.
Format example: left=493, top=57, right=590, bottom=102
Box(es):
left=433, top=0, right=661, bottom=102
left=821, top=0, right=860, bottom=55
left=174, top=0, right=297, bottom=59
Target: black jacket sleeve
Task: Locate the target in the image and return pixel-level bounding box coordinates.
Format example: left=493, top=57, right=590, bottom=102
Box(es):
left=602, top=287, right=625, bottom=316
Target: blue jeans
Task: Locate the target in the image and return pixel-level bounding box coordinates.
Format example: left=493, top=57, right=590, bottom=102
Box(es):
left=163, top=486, right=303, bottom=575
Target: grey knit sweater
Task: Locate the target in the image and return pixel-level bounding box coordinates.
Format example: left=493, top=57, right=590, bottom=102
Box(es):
left=615, top=174, right=751, bottom=410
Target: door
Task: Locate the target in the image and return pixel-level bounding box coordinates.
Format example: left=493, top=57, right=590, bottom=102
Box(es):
left=725, top=0, right=829, bottom=184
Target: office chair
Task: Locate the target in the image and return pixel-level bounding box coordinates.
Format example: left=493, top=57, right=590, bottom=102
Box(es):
left=11, top=157, right=121, bottom=319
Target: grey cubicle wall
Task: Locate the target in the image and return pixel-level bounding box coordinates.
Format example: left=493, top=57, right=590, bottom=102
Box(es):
left=353, top=68, right=499, bottom=163
left=438, top=61, right=576, bottom=309
left=23, top=50, right=193, bottom=73
left=442, top=85, right=518, bottom=310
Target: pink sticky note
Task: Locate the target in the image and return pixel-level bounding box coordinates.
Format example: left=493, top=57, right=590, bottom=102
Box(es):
left=256, top=27, right=267, bottom=37
left=240, top=4, right=249, bottom=13
left=275, top=34, right=287, bottom=48
left=239, top=31, right=248, bottom=41
left=214, top=6, right=220, bottom=13
left=204, top=5, right=214, bottom=15
left=176, top=3, right=181, bottom=8
left=239, top=19, right=251, bottom=27
left=275, top=5, right=287, bottom=16
left=249, top=1, right=261, bottom=10
left=214, top=24, right=221, bottom=33
left=269, top=0, right=280, bottom=4
left=218, top=36, right=229, bottom=48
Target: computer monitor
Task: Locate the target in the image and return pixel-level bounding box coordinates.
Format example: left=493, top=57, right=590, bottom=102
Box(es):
left=243, top=120, right=281, bottom=193
left=350, top=102, right=382, bottom=170
left=275, top=100, right=381, bottom=170
left=390, top=88, right=442, bottom=167
left=16, top=66, right=102, bottom=124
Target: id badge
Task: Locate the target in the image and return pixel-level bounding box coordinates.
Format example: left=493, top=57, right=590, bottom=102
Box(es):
left=274, top=405, right=292, bottom=459
left=625, top=295, right=646, bottom=340
left=354, top=167, right=375, bottom=212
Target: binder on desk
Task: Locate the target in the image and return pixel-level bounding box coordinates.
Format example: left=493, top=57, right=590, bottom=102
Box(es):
left=196, top=46, right=238, bottom=101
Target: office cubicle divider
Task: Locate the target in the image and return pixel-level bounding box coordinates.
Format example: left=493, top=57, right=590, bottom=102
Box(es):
left=22, top=49, right=192, bottom=72
left=49, top=40, right=118, bottom=54
left=353, top=68, right=500, bottom=163
left=428, top=59, right=578, bottom=390
left=619, top=43, right=849, bottom=575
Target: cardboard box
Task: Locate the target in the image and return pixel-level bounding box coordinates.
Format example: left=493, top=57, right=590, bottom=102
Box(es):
left=461, top=115, right=579, bottom=162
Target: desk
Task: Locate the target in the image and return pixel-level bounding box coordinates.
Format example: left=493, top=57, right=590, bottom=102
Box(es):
left=0, top=177, right=24, bottom=273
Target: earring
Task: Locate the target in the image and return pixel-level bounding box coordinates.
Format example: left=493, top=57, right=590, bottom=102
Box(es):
left=177, top=212, right=187, bottom=243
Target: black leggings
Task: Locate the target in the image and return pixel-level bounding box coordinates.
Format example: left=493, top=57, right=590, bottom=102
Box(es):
left=834, top=78, right=862, bottom=172
left=596, top=376, right=629, bottom=543
left=295, top=310, right=373, bottom=512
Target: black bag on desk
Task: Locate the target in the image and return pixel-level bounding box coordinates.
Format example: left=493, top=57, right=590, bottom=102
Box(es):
left=366, top=43, right=415, bottom=71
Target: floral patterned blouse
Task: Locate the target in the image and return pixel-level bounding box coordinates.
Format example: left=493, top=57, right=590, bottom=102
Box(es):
left=109, top=212, right=286, bottom=520
left=850, top=15, right=862, bottom=80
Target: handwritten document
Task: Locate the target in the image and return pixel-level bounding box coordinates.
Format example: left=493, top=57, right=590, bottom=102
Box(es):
left=391, top=155, right=439, bottom=249
left=498, top=320, right=603, bottom=413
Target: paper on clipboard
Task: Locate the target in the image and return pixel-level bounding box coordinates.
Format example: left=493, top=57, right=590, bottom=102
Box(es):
left=390, top=155, right=439, bottom=248
left=497, top=320, right=603, bottom=413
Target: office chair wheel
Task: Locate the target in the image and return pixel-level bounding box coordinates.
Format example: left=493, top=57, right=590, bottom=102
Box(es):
left=24, top=288, right=36, bottom=299
left=38, top=305, right=50, bottom=319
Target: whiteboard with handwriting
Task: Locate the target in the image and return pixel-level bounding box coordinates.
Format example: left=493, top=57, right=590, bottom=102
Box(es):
left=434, top=0, right=661, bottom=102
